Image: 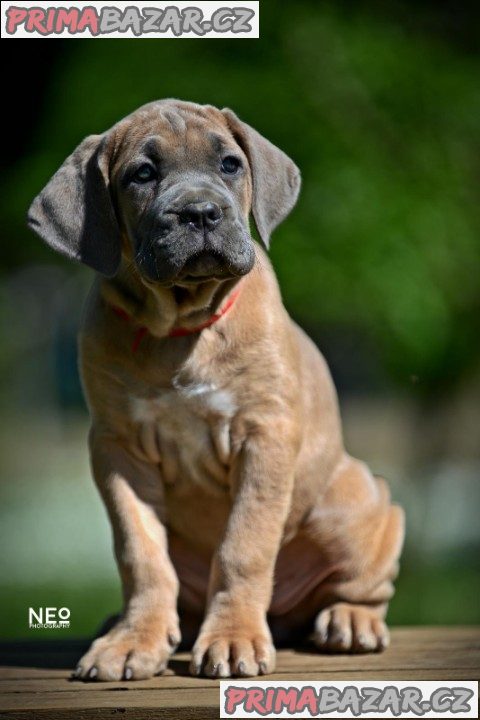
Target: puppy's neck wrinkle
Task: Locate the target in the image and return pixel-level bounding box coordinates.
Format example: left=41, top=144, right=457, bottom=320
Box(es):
left=101, top=265, right=242, bottom=340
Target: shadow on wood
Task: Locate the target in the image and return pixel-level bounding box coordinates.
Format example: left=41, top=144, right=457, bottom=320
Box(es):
left=0, top=640, right=89, bottom=670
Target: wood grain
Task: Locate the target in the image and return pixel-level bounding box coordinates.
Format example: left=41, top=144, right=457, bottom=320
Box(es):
left=0, top=627, right=478, bottom=719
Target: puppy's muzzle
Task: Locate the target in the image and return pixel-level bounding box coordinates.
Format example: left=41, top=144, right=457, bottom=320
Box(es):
left=178, top=201, right=223, bottom=233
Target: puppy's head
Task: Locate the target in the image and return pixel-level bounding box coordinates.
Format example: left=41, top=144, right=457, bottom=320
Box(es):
left=28, top=100, right=300, bottom=286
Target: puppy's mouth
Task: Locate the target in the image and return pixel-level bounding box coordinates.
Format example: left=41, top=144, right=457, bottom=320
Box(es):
left=179, top=275, right=223, bottom=285
left=135, top=231, right=256, bottom=287
left=176, top=251, right=237, bottom=285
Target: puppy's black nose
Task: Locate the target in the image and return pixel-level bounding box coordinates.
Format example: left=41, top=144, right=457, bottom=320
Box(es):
left=179, top=202, right=222, bottom=231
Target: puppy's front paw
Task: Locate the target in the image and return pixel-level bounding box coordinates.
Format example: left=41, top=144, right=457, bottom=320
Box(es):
left=190, top=614, right=275, bottom=678
left=74, top=615, right=181, bottom=681
left=313, top=603, right=389, bottom=653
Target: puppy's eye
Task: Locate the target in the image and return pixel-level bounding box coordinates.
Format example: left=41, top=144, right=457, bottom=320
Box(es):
left=221, top=156, right=241, bottom=175
left=133, top=164, right=157, bottom=183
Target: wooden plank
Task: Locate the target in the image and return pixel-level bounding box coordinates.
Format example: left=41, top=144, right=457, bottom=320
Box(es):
left=1, top=648, right=479, bottom=692
left=0, top=665, right=479, bottom=696
left=0, top=711, right=215, bottom=720
left=0, top=628, right=478, bottom=719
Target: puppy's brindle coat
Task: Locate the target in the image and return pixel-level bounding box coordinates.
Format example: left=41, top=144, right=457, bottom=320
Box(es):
left=29, top=100, right=404, bottom=680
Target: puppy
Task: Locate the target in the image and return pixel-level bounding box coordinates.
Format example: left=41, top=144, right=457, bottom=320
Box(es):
left=28, top=99, right=404, bottom=680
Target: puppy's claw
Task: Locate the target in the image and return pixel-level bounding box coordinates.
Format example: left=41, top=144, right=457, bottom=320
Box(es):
left=237, top=661, right=246, bottom=676
left=124, top=666, right=133, bottom=680
left=356, top=634, right=367, bottom=649
left=88, top=666, right=98, bottom=680
left=190, top=660, right=202, bottom=676
left=72, top=665, right=82, bottom=679
left=378, top=635, right=389, bottom=651
left=259, top=661, right=268, bottom=675
left=168, top=633, right=180, bottom=649
left=212, top=663, right=223, bottom=677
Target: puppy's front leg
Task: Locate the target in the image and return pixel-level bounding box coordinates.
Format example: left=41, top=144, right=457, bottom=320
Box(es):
left=191, top=424, right=296, bottom=678
left=76, top=430, right=180, bottom=681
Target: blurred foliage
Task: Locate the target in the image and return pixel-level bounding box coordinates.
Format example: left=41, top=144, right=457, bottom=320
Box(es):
left=1, top=556, right=479, bottom=639
left=1, top=0, right=479, bottom=396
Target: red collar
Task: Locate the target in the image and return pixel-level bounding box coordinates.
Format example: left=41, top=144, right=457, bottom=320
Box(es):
left=111, top=286, right=241, bottom=352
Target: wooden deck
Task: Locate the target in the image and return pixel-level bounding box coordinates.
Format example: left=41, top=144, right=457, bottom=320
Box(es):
left=0, top=627, right=478, bottom=719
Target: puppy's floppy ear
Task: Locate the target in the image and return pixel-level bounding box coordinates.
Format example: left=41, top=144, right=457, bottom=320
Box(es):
left=27, top=134, right=121, bottom=277
left=222, top=108, right=301, bottom=247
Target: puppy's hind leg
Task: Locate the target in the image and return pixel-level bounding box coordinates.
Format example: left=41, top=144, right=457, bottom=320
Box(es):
left=304, top=457, right=404, bottom=653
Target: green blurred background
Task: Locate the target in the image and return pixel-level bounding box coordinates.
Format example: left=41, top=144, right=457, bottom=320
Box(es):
left=1, top=0, right=479, bottom=641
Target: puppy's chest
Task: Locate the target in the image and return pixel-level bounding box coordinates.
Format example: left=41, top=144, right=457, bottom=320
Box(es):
left=128, top=379, right=236, bottom=492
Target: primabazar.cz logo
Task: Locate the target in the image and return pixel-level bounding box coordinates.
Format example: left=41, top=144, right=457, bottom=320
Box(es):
left=29, top=607, right=71, bottom=629
left=1, top=1, right=259, bottom=38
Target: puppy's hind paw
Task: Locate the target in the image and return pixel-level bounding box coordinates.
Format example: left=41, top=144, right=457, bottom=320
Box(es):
left=313, top=603, right=389, bottom=654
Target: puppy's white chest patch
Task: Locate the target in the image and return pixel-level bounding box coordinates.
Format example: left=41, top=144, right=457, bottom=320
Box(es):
left=129, top=381, right=236, bottom=490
